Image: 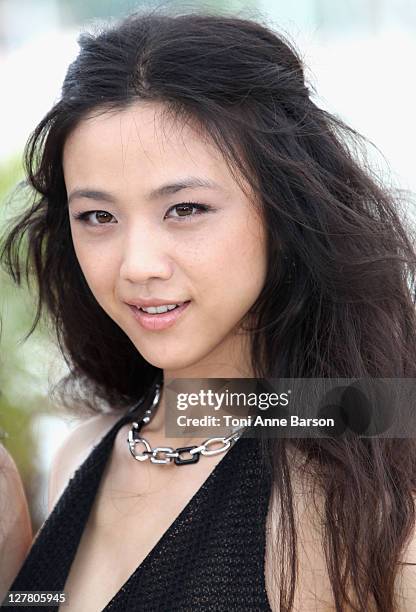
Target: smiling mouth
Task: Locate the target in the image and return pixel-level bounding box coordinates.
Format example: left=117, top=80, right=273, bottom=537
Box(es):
left=138, top=303, right=183, bottom=314
left=128, top=300, right=192, bottom=330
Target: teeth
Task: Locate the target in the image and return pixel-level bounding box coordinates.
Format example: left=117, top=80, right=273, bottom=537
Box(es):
left=140, top=303, right=182, bottom=314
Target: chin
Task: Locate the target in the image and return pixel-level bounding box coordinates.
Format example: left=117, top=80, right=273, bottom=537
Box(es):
left=134, top=350, right=195, bottom=372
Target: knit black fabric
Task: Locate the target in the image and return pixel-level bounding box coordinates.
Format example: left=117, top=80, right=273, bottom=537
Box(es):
left=7, top=381, right=273, bottom=612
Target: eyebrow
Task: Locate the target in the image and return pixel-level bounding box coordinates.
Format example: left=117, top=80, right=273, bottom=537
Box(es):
left=67, top=176, right=223, bottom=205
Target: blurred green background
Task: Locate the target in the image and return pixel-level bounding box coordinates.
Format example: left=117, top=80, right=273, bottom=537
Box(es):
left=1, top=0, right=415, bottom=532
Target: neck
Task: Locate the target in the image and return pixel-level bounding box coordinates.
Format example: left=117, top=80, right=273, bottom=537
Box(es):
left=143, top=376, right=252, bottom=441
left=145, top=335, right=255, bottom=439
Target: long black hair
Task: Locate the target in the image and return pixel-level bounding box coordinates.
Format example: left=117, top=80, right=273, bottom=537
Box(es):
left=2, top=8, right=416, bottom=610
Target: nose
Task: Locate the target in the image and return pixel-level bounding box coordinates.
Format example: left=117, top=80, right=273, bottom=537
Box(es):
left=119, top=221, right=173, bottom=284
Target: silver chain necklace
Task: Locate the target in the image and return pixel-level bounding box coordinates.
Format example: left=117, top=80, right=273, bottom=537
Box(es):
left=126, top=382, right=245, bottom=465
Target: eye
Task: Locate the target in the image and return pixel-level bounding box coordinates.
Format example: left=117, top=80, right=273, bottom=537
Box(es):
left=71, top=210, right=115, bottom=225
left=165, top=202, right=212, bottom=221
left=71, top=202, right=213, bottom=227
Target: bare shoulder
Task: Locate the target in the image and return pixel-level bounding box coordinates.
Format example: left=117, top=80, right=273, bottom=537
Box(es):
left=0, top=444, right=32, bottom=536
left=47, top=411, right=123, bottom=513
left=0, top=444, right=33, bottom=600
left=265, top=445, right=416, bottom=612
left=264, top=446, right=335, bottom=612
left=396, top=496, right=416, bottom=611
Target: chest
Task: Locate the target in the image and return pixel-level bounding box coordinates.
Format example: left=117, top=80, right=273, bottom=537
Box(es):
left=59, top=425, right=375, bottom=612
left=61, top=440, right=235, bottom=611
left=61, top=476, right=332, bottom=612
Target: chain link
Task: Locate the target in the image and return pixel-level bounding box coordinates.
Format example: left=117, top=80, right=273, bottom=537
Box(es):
left=127, top=428, right=244, bottom=465
left=126, top=381, right=245, bottom=466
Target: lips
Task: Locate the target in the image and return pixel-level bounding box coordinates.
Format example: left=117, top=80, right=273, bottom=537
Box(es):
left=127, top=299, right=189, bottom=309
left=128, top=300, right=191, bottom=331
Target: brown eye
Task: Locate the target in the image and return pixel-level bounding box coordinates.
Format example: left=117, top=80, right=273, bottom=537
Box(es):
left=73, top=210, right=116, bottom=225
left=175, top=204, right=194, bottom=217
left=95, top=211, right=113, bottom=223
left=166, top=202, right=211, bottom=221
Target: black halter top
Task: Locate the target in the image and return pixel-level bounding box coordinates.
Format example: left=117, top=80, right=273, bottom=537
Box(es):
left=7, top=379, right=274, bottom=611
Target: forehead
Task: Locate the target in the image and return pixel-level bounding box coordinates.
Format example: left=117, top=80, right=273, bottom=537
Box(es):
left=62, top=102, right=241, bottom=194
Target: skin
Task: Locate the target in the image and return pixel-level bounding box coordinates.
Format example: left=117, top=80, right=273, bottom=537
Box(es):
left=63, top=101, right=267, bottom=436
left=0, top=445, right=32, bottom=601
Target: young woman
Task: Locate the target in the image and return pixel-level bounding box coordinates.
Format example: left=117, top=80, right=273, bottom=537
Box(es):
left=1, top=8, right=416, bottom=611
left=0, top=444, right=32, bottom=602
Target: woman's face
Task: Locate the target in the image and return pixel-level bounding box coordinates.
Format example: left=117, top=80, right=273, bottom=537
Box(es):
left=63, top=102, right=267, bottom=379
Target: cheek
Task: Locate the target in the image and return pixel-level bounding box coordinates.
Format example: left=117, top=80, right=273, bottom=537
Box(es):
left=216, top=214, right=266, bottom=291
left=195, top=215, right=266, bottom=315
left=71, top=239, right=116, bottom=299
